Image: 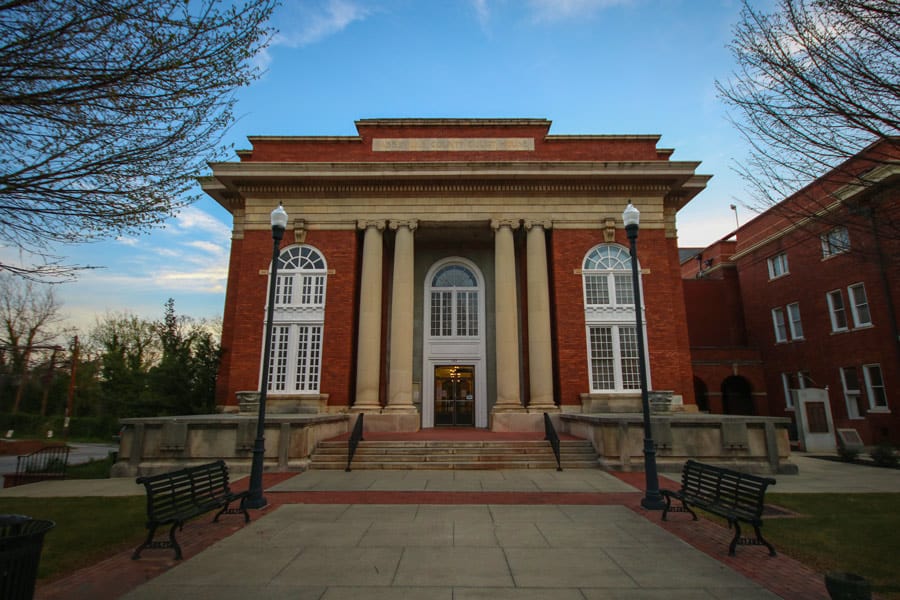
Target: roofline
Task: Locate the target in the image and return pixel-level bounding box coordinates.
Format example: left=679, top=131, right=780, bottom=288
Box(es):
left=355, top=118, right=552, bottom=127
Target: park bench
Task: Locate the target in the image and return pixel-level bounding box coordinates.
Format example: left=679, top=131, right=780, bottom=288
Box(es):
left=132, top=460, right=250, bottom=560
left=661, top=459, right=777, bottom=556
left=6, top=445, right=70, bottom=487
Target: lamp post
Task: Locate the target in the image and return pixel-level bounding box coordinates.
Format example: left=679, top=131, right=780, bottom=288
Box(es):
left=622, top=202, right=665, bottom=510
left=246, top=203, right=289, bottom=509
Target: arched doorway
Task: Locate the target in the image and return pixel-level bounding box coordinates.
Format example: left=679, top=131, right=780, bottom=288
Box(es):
left=722, top=375, right=754, bottom=415
left=422, top=258, right=487, bottom=428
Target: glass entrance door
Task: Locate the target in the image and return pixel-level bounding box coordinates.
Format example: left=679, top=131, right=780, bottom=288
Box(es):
left=434, top=365, right=475, bottom=426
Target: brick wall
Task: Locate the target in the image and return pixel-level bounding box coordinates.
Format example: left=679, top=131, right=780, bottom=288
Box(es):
left=217, top=229, right=359, bottom=409
left=550, top=228, right=696, bottom=407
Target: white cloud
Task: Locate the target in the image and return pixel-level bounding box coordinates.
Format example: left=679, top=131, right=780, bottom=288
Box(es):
left=471, top=0, right=491, bottom=29
left=185, top=240, right=226, bottom=255
left=169, top=206, right=231, bottom=239
left=274, top=0, right=372, bottom=48
left=528, top=0, right=633, bottom=22
left=115, top=236, right=140, bottom=247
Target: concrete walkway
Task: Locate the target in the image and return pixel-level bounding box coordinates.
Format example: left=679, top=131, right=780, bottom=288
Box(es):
left=8, top=452, right=898, bottom=599
left=121, top=503, right=778, bottom=600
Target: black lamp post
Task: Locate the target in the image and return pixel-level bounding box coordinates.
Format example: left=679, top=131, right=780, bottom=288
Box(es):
left=246, top=203, right=289, bottom=510
left=623, top=202, right=665, bottom=510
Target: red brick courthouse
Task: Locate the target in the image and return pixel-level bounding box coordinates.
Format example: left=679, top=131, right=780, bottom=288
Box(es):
left=202, top=119, right=709, bottom=431
left=114, top=119, right=796, bottom=477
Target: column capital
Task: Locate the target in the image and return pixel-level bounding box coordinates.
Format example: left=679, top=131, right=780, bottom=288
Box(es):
left=491, top=218, right=521, bottom=231
left=523, top=219, right=552, bottom=231
left=357, top=219, right=386, bottom=231
left=389, top=219, right=419, bottom=232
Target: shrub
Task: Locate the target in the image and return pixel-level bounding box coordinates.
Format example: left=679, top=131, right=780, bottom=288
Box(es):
left=871, top=443, right=898, bottom=468
left=837, top=445, right=860, bottom=462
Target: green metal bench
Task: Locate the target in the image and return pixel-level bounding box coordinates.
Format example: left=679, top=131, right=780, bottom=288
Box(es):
left=133, top=460, right=249, bottom=560
left=661, top=459, right=777, bottom=556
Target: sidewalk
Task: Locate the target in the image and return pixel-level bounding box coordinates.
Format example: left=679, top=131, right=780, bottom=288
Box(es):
left=10, top=453, right=898, bottom=599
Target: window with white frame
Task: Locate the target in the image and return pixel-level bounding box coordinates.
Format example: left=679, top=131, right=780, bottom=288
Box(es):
left=429, top=264, right=479, bottom=338
left=583, top=244, right=644, bottom=392
left=863, top=364, right=888, bottom=410
left=781, top=371, right=809, bottom=409
left=767, top=252, right=789, bottom=279
left=787, top=302, right=804, bottom=339
left=821, top=226, right=850, bottom=258
left=781, top=373, right=794, bottom=408
left=265, top=245, right=327, bottom=394
left=826, top=290, right=848, bottom=332
left=772, top=307, right=788, bottom=343
left=840, top=366, right=865, bottom=419
left=848, top=283, right=872, bottom=327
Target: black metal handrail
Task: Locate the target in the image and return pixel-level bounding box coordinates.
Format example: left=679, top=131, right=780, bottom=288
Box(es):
left=345, top=413, right=364, bottom=472
left=543, top=412, right=562, bottom=471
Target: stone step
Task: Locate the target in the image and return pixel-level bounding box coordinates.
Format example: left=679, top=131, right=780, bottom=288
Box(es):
left=309, top=438, right=598, bottom=470
left=309, top=459, right=600, bottom=470
left=313, top=446, right=596, bottom=456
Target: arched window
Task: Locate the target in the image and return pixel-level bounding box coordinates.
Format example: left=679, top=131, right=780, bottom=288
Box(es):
left=429, top=263, right=479, bottom=337
left=265, top=245, right=327, bottom=394
left=275, top=245, right=327, bottom=307
left=582, top=244, right=644, bottom=392
left=583, top=245, right=635, bottom=307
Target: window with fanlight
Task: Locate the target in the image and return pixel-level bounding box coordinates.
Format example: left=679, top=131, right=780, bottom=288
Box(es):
left=263, top=245, right=327, bottom=394
left=429, top=263, right=479, bottom=338
left=582, top=244, right=646, bottom=392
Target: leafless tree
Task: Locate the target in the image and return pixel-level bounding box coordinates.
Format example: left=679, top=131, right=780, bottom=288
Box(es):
left=0, top=274, right=67, bottom=412
left=0, top=0, right=276, bottom=279
left=717, top=0, right=900, bottom=242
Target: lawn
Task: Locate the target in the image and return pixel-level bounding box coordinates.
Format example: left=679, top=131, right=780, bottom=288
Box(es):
left=0, top=496, right=147, bottom=581
left=763, top=493, right=900, bottom=599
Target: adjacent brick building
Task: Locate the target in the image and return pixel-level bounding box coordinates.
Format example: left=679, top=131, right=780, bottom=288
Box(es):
left=683, top=139, right=900, bottom=446
left=203, top=119, right=710, bottom=431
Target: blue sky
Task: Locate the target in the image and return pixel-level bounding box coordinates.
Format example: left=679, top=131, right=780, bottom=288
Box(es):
left=52, top=0, right=764, bottom=331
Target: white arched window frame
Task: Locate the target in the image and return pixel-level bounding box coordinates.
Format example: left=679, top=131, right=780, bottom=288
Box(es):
left=428, top=263, right=480, bottom=339
left=582, top=244, right=649, bottom=392
left=263, top=245, right=327, bottom=394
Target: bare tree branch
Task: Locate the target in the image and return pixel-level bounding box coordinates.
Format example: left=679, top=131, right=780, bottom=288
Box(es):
left=0, top=0, right=276, bottom=279
left=716, top=0, right=900, bottom=246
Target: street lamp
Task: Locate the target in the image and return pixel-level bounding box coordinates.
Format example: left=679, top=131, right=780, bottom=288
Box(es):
left=246, top=203, right=289, bottom=509
left=623, top=202, right=665, bottom=510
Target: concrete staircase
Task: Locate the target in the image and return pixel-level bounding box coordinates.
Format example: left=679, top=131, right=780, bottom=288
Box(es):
left=309, top=438, right=599, bottom=470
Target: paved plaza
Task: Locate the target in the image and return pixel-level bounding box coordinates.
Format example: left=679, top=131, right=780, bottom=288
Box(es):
left=2, top=453, right=897, bottom=599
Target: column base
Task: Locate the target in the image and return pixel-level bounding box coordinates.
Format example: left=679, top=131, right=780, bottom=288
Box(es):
left=491, top=411, right=543, bottom=432
left=527, top=405, right=559, bottom=413
left=349, top=405, right=383, bottom=414
left=363, top=412, right=420, bottom=432
left=382, top=404, right=418, bottom=414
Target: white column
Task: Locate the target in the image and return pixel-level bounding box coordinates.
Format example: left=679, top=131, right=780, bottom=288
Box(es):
left=491, top=219, right=523, bottom=410
left=353, top=220, right=385, bottom=411
left=385, top=220, right=418, bottom=412
left=525, top=220, right=556, bottom=410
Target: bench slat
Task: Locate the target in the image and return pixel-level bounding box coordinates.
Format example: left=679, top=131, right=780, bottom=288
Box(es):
left=133, top=460, right=250, bottom=560
left=662, top=459, right=776, bottom=556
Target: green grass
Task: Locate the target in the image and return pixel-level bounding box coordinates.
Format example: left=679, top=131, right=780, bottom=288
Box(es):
left=65, top=454, right=115, bottom=479
left=0, top=497, right=146, bottom=581
left=762, top=493, right=900, bottom=598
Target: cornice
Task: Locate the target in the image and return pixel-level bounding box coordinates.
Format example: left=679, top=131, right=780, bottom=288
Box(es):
left=235, top=182, right=674, bottom=194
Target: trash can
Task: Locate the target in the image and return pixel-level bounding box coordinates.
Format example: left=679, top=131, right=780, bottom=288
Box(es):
left=0, top=514, right=55, bottom=600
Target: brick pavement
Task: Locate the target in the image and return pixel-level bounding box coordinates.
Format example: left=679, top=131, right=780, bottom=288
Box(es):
left=34, top=470, right=833, bottom=600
